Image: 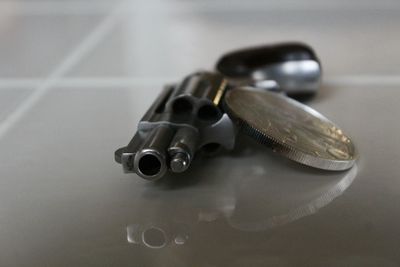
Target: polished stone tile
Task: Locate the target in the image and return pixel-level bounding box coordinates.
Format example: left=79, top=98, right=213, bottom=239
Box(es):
left=0, top=86, right=398, bottom=266
left=0, top=1, right=399, bottom=266
left=67, top=2, right=400, bottom=79
left=0, top=89, right=32, bottom=122
left=0, top=11, right=103, bottom=78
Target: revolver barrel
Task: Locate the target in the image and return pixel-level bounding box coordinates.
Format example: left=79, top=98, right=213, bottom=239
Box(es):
left=134, top=125, right=174, bottom=180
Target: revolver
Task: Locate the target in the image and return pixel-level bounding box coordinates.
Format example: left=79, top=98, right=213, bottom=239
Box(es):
left=115, top=72, right=236, bottom=180
left=115, top=43, right=322, bottom=180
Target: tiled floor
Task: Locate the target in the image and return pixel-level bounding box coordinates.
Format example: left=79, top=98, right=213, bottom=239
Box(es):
left=1, top=1, right=400, bottom=266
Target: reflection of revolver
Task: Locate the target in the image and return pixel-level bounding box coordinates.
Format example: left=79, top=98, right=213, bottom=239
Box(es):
left=115, top=43, right=322, bottom=180
left=115, top=72, right=236, bottom=180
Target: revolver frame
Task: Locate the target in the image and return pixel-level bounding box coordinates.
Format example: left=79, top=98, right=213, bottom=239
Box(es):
left=115, top=72, right=236, bottom=180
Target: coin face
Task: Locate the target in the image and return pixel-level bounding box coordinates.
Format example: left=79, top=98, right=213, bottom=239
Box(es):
left=224, top=88, right=357, bottom=170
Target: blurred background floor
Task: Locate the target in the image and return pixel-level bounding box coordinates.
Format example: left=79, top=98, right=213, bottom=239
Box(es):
left=0, top=1, right=400, bottom=266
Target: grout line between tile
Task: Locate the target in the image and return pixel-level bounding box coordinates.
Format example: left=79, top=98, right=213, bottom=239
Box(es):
left=324, top=76, right=400, bottom=87
left=2, top=0, right=400, bottom=16
left=0, top=2, right=126, bottom=140
left=168, top=1, right=400, bottom=12
left=0, top=1, right=120, bottom=15
left=1, top=75, right=400, bottom=90
left=0, top=77, right=176, bottom=89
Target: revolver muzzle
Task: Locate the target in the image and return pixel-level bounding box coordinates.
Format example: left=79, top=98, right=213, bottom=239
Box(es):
left=134, top=125, right=174, bottom=180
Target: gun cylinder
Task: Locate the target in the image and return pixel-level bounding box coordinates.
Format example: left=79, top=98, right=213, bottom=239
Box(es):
left=173, top=72, right=226, bottom=102
left=168, top=72, right=227, bottom=123
left=168, top=127, right=199, bottom=173
left=134, top=125, right=174, bottom=180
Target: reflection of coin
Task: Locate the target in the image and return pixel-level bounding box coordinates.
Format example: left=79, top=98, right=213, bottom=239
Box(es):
left=224, top=87, right=357, bottom=170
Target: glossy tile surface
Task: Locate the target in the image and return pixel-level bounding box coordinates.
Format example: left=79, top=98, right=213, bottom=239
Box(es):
left=0, top=5, right=103, bottom=78
left=0, top=85, right=399, bottom=266
left=0, top=89, right=31, bottom=123
left=0, top=1, right=400, bottom=266
left=67, top=1, right=400, bottom=78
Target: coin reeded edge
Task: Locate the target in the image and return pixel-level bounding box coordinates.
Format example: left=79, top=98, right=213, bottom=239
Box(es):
left=224, top=97, right=357, bottom=171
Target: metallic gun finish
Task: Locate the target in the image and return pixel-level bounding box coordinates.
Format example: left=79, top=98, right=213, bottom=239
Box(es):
left=168, top=127, right=199, bottom=173
left=170, top=71, right=227, bottom=106
left=134, top=125, right=174, bottom=180
left=115, top=71, right=236, bottom=180
left=216, top=42, right=321, bottom=96
left=168, top=72, right=226, bottom=124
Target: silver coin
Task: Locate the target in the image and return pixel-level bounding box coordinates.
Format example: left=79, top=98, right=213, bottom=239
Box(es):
left=224, top=87, right=357, bottom=170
